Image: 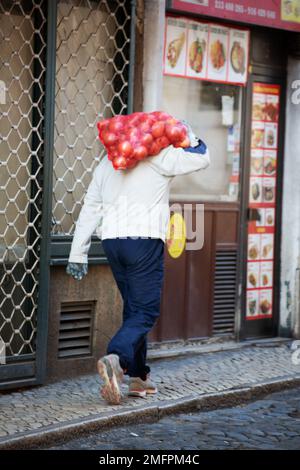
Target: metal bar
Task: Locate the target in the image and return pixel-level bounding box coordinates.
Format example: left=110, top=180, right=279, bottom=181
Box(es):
left=127, top=0, right=136, bottom=114
left=0, top=362, right=35, bottom=381
left=35, top=0, right=58, bottom=385
left=50, top=236, right=108, bottom=265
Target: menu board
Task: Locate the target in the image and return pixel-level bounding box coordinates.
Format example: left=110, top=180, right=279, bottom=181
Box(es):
left=246, top=83, right=280, bottom=320
left=164, top=16, right=250, bottom=85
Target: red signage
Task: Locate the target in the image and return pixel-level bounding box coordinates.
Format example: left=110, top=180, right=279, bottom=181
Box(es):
left=246, top=83, right=280, bottom=321
left=170, top=0, right=300, bottom=32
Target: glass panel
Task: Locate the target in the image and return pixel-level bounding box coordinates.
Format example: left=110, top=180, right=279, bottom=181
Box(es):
left=162, top=76, right=242, bottom=201
left=52, top=0, right=130, bottom=235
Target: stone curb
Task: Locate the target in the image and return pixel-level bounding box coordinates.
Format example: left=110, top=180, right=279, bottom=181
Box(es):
left=147, top=338, right=292, bottom=361
left=1, top=373, right=300, bottom=450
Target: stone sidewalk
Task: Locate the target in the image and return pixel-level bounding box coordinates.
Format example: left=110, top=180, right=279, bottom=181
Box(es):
left=1, top=339, right=300, bottom=449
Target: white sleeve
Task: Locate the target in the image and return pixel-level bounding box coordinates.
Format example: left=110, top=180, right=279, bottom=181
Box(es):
left=147, top=143, right=210, bottom=177
left=68, top=163, right=103, bottom=264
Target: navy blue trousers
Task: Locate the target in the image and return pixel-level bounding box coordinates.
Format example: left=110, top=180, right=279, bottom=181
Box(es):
left=102, top=237, right=164, bottom=380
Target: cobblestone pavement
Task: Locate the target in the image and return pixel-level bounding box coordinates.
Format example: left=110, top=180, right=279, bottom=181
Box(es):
left=47, top=387, right=300, bottom=450
left=0, top=342, right=300, bottom=445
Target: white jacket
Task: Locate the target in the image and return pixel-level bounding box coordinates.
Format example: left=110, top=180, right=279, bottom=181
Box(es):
left=68, top=143, right=210, bottom=264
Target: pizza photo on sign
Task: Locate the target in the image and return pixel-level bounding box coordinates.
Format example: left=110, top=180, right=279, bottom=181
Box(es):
left=228, top=28, right=249, bottom=85
left=230, top=41, right=245, bottom=74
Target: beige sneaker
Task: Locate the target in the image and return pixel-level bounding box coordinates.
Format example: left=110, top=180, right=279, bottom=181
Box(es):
left=128, top=375, right=158, bottom=398
left=97, top=354, right=124, bottom=405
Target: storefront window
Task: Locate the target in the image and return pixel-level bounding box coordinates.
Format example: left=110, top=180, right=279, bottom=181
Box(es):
left=162, top=76, right=242, bottom=201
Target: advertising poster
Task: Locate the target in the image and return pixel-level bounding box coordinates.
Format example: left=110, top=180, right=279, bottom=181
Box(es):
left=251, top=121, right=265, bottom=149
left=246, top=82, right=280, bottom=320
left=260, top=261, right=273, bottom=289
left=264, top=122, right=278, bottom=149
left=252, top=92, right=266, bottom=121
left=250, top=149, right=264, bottom=176
left=249, top=176, right=263, bottom=204
left=247, top=234, right=261, bottom=261
left=164, top=16, right=249, bottom=85
left=164, top=16, right=188, bottom=76
left=263, top=149, right=277, bottom=176
left=186, top=21, right=209, bottom=79
left=261, top=233, right=274, bottom=260
left=281, top=0, right=300, bottom=24
left=247, top=290, right=259, bottom=318
left=265, top=208, right=275, bottom=228
left=227, top=28, right=249, bottom=84
left=263, top=177, right=276, bottom=204
left=264, top=93, right=280, bottom=122
left=259, top=289, right=273, bottom=317
left=207, top=24, right=229, bottom=82
left=247, top=262, right=260, bottom=289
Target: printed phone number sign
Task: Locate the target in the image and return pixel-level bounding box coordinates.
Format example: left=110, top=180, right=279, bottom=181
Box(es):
left=170, top=1, right=300, bottom=32
left=164, top=16, right=249, bottom=86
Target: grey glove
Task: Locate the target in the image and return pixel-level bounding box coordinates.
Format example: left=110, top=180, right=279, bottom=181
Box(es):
left=181, top=120, right=199, bottom=147
left=66, top=262, right=88, bottom=281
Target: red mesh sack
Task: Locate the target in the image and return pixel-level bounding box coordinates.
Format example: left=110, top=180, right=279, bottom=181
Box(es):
left=97, top=111, right=190, bottom=170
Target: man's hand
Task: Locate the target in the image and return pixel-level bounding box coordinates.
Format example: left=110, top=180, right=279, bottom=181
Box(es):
left=66, top=262, right=88, bottom=281
left=181, top=120, right=199, bottom=147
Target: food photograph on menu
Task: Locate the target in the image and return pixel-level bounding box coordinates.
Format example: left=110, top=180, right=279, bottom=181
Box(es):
left=164, top=16, right=187, bottom=76
left=186, top=20, right=208, bottom=78
left=164, top=16, right=249, bottom=85
left=207, top=24, right=228, bottom=82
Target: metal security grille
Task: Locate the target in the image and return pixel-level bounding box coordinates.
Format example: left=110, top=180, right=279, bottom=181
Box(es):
left=52, top=0, right=131, bottom=236
left=213, top=250, right=238, bottom=336
left=0, top=1, right=46, bottom=359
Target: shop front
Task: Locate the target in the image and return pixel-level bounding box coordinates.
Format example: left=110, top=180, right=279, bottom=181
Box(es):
left=0, top=0, right=133, bottom=389
left=149, top=0, right=300, bottom=343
